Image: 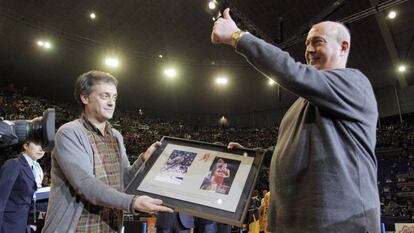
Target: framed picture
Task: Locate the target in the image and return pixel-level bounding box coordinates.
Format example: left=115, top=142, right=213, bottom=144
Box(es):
left=125, top=136, right=265, bottom=226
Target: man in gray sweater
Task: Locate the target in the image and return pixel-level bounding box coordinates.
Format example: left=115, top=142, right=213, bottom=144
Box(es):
left=212, top=9, right=380, bottom=233
left=42, top=71, right=172, bottom=233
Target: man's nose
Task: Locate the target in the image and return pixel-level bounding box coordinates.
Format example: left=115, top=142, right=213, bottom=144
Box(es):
left=306, top=44, right=316, bottom=53
left=107, top=96, right=116, bottom=105
left=306, top=45, right=315, bottom=53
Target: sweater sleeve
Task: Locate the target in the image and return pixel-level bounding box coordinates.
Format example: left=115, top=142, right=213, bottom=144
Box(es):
left=236, top=34, right=374, bottom=121
left=53, top=124, right=134, bottom=211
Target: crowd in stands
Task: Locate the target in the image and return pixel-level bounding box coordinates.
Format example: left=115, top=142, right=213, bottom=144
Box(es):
left=376, top=123, right=414, bottom=222
left=377, top=122, right=414, bottom=150
left=1, top=84, right=413, bottom=223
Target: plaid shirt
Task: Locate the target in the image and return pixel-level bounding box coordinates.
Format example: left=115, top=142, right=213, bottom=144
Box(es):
left=76, top=115, right=123, bottom=233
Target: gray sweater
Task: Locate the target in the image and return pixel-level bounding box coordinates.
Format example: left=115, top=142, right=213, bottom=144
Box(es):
left=237, top=34, right=380, bottom=232
left=42, top=119, right=144, bottom=233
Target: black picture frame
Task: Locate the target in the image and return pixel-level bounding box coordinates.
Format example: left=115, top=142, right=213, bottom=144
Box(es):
left=125, top=136, right=265, bottom=226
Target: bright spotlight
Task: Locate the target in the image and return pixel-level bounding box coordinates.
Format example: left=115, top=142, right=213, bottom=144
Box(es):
left=268, top=79, right=276, bottom=86
left=208, top=1, right=216, bottom=10
left=218, top=116, right=228, bottom=126
left=398, top=65, right=406, bottom=73
left=215, top=76, right=228, bottom=85
left=387, top=11, right=397, bottom=19
left=164, top=68, right=176, bottom=78
left=105, top=57, right=119, bottom=68
left=158, top=54, right=163, bottom=59
left=90, top=12, right=96, bottom=19
left=36, top=40, right=52, bottom=49
left=44, top=42, right=51, bottom=48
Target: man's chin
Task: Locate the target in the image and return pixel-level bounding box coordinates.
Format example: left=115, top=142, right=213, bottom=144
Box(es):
left=104, top=113, right=114, bottom=120
left=307, top=61, right=319, bottom=68
left=312, top=63, right=327, bottom=70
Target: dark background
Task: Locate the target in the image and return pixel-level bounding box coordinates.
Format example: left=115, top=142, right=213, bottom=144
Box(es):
left=0, top=0, right=413, bottom=115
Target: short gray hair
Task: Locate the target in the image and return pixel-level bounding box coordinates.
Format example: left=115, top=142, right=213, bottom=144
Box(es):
left=313, top=21, right=351, bottom=47
left=333, top=22, right=351, bottom=47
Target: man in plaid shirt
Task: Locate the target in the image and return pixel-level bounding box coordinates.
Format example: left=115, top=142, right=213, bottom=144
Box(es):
left=43, top=71, right=172, bottom=233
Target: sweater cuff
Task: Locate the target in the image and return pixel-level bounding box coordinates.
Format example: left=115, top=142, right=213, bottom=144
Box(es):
left=129, top=195, right=138, bottom=213
left=235, top=33, right=256, bottom=54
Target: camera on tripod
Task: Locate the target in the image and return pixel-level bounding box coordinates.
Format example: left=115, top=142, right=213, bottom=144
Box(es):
left=0, top=108, right=55, bottom=151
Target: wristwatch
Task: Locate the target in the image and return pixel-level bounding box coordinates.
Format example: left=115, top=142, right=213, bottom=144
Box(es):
left=231, top=30, right=249, bottom=47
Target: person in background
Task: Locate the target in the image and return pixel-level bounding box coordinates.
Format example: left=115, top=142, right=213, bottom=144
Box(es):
left=194, top=218, right=231, bottom=233
left=0, top=140, right=45, bottom=233
left=259, top=192, right=270, bottom=233
left=245, top=190, right=261, bottom=233
left=260, top=189, right=268, bottom=205
left=156, top=212, right=194, bottom=233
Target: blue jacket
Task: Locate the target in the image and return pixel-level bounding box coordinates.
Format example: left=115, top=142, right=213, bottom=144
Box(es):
left=0, top=155, right=36, bottom=233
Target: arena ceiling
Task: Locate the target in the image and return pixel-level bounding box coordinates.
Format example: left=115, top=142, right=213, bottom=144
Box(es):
left=0, top=0, right=413, bottom=115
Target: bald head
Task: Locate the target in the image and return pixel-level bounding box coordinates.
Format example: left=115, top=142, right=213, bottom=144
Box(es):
left=305, top=21, right=351, bottom=70
left=314, top=21, right=351, bottom=48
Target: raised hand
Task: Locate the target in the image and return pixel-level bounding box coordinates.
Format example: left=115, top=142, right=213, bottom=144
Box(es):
left=211, top=8, right=240, bottom=45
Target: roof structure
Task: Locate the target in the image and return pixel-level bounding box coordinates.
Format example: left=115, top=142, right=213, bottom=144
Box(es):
left=0, top=0, right=413, bottom=114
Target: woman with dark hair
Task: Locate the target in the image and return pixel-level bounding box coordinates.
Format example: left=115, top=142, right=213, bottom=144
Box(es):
left=0, top=141, right=45, bottom=233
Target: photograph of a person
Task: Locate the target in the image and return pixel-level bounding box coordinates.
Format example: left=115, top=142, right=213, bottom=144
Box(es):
left=200, top=157, right=241, bottom=194
left=155, top=149, right=197, bottom=184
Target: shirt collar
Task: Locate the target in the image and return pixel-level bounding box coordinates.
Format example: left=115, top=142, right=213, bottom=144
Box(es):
left=23, top=153, right=36, bottom=167
left=81, top=113, right=113, bottom=136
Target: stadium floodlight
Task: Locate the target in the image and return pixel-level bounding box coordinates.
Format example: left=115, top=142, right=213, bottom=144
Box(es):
left=90, top=12, right=96, bottom=19
left=215, top=76, right=228, bottom=86
left=105, top=57, right=119, bottom=68
left=208, top=1, right=217, bottom=10
left=164, top=68, right=177, bottom=78
left=43, top=42, right=51, bottom=49
left=36, top=40, right=52, bottom=49
left=218, top=116, right=228, bottom=126
left=268, top=79, right=276, bottom=86
left=387, top=11, right=397, bottom=19
left=398, top=65, right=406, bottom=73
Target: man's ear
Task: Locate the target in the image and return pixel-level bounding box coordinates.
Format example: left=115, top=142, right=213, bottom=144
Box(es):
left=340, top=41, right=350, bottom=56
left=80, top=94, right=89, bottom=105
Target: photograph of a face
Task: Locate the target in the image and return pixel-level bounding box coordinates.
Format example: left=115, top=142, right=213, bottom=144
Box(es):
left=155, top=149, right=197, bottom=185
left=126, top=136, right=265, bottom=226
left=200, top=157, right=241, bottom=194
left=136, top=143, right=254, bottom=212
